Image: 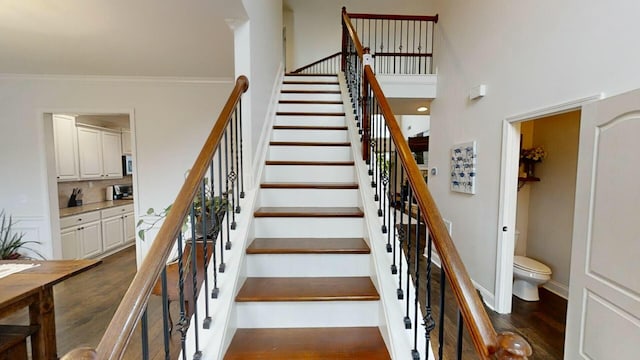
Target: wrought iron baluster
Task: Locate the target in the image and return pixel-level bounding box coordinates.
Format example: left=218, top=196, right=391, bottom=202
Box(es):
left=397, top=169, right=406, bottom=300
left=209, top=163, right=220, bottom=298
left=404, top=187, right=413, bottom=329
left=233, top=108, right=241, bottom=212
left=161, top=268, right=171, bottom=360
left=391, top=150, right=399, bottom=272
left=423, top=226, right=436, bottom=360
left=456, top=310, right=464, bottom=360
left=412, top=207, right=421, bottom=359
left=239, top=99, right=245, bottom=199
left=176, top=232, right=188, bottom=360
left=377, top=102, right=384, bottom=216
left=217, top=147, right=226, bottom=273
left=200, top=178, right=212, bottom=327
left=228, top=117, right=237, bottom=231
left=189, top=204, right=202, bottom=359
left=438, top=256, right=446, bottom=359
left=224, top=128, right=233, bottom=248
left=141, top=308, right=149, bottom=360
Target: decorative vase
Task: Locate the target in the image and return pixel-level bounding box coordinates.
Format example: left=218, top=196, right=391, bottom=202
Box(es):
left=523, top=161, right=535, bottom=178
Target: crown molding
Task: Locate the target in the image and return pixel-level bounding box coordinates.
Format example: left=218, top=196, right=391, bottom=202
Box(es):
left=0, top=73, right=234, bottom=84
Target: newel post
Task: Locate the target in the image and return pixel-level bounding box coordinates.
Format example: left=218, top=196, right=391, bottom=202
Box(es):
left=493, top=332, right=532, bottom=360
left=361, top=47, right=372, bottom=163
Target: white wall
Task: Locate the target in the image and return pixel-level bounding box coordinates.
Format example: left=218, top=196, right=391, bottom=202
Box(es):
left=284, top=0, right=434, bottom=69
left=0, top=75, right=233, bottom=259
left=429, top=0, right=640, bottom=299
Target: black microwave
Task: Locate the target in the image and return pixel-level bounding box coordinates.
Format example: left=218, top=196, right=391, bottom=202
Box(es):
left=122, top=155, right=133, bottom=176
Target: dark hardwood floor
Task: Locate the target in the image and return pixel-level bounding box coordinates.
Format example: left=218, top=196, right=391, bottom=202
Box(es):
left=0, top=241, right=566, bottom=359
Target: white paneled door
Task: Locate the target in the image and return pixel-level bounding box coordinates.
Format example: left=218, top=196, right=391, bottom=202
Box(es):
left=565, top=89, right=640, bottom=358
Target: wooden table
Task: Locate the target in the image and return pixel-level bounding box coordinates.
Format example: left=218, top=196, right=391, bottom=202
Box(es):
left=0, top=259, right=100, bottom=360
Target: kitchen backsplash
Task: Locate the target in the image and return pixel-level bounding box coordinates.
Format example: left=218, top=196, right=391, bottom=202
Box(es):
left=58, top=176, right=132, bottom=209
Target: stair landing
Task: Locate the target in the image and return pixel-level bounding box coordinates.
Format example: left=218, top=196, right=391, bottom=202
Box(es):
left=224, top=327, right=391, bottom=360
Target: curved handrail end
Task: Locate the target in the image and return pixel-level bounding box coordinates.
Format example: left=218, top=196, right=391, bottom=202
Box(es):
left=494, top=331, right=533, bottom=359
left=61, top=347, right=98, bottom=360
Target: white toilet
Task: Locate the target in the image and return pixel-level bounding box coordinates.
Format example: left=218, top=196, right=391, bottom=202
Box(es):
left=512, top=232, right=552, bottom=301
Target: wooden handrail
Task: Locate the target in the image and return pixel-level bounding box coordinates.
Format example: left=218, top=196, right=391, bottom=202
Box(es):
left=347, top=12, right=439, bottom=22
left=62, top=76, right=249, bottom=360
left=290, top=51, right=341, bottom=74
left=363, top=66, right=498, bottom=358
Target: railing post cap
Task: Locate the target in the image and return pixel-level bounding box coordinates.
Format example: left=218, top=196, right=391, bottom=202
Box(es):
left=342, top=6, right=346, bottom=13
left=495, top=331, right=532, bottom=359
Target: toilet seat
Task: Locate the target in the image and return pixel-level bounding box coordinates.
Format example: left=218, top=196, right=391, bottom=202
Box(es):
left=514, top=256, right=551, bottom=275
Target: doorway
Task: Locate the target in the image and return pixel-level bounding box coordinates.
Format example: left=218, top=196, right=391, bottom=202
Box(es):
left=495, top=95, right=600, bottom=314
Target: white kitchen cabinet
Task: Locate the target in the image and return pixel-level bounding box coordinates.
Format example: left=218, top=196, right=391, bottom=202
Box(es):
left=102, top=131, right=123, bottom=178
left=102, top=215, right=125, bottom=252
left=77, top=126, right=103, bottom=179
left=101, top=204, right=134, bottom=253
left=53, top=115, right=80, bottom=181
left=123, top=211, right=135, bottom=243
left=60, top=211, right=102, bottom=259
left=77, top=126, right=122, bottom=179
left=121, top=129, right=132, bottom=155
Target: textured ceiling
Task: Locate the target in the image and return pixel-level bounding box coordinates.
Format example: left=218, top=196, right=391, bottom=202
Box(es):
left=0, top=0, right=235, bottom=77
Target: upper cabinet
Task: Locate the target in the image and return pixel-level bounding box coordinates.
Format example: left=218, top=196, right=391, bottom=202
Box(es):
left=121, top=129, right=132, bottom=155
left=77, top=125, right=123, bottom=180
left=53, top=115, right=80, bottom=181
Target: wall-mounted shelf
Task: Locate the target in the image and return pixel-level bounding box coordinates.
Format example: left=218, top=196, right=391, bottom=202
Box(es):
left=518, top=176, right=540, bottom=191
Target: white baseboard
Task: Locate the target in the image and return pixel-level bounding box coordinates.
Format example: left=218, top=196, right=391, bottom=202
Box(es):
left=543, top=279, right=569, bottom=299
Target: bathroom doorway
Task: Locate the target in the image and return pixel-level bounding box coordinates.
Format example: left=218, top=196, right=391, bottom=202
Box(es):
left=495, top=95, right=600, bottom=315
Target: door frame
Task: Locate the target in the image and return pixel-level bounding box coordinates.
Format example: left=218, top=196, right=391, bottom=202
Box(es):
left=40, top=108, right=137, bottom=259
left=494, top=94, right=602, bottom=314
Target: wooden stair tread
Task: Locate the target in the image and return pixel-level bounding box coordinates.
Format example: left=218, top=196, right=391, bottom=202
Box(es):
left=283, top=81, right=339, bottom=85
left=224, top=327, right=391, bottom=360
left=279, top=100, right=343, bottom=105
left=273, top=125, right=347, bottom=130
left=265, top=160, right=354, bottom=166
left=260, top=182, right=359, bottom=189
left=254, top=207, right=364, bottom=217
left=235, top=277, right=379, bottom=302
left=269, top=141, right=350, bottom=146
left=277, top=111, right=345, bottom=116
left=247, top=238, right=370, bottom=254
left=281, top=90, right=341, bottom=94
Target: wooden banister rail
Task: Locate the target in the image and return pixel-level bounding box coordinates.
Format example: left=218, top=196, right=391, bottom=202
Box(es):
left=62, top=76, right=249, bottom=360
left=343, top=7, right=531, bottom=358
left=347, top=12, right=439, bottom=22
left=290, top=51, right=341, bottom=74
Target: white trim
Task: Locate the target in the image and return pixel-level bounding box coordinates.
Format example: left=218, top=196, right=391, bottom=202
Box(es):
left=505, top=94, right=603, bottom=122
left=495, top=94, right=602, bottom=314
left=0, top=73, right=234, bottom=84
left=252, top=62, right=285, bottom=183
left=543, top=280, right=569, bottom=300
left=472, top=279, right=496, bottom=312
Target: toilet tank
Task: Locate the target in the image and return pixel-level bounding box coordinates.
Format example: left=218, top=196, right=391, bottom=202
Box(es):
left=514, top=230, right=527, bottom=256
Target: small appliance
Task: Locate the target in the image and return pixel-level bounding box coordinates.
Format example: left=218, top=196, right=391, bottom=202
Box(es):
left=122, top=155, right=133, bottom=176
left=112, top=184, right=133, bottom=200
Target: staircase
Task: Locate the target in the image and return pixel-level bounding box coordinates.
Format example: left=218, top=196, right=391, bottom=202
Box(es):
left=224, top=74, right=391, bottom=359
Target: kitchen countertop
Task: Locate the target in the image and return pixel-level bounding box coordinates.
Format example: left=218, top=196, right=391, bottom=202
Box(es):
left=59, top=199, right=134, bottom=217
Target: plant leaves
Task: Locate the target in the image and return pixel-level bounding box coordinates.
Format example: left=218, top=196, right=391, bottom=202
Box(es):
left=146, top=208, right=155, bottom=215
left=138, top=229, right=146, bottom=241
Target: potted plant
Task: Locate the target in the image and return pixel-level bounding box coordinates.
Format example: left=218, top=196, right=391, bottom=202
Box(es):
left=0, top=209, right=42, bottom=260
left=137, top=182, right=228, bottom=241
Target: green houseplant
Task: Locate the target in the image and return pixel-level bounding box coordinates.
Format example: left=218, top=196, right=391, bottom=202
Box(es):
left=0, top=209, right=43, bottom=260
left=137, top=181, right=228, bottom=241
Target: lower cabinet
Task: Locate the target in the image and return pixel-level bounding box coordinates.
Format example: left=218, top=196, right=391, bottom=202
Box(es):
left=60, top=204, right=134, bottom=259
left=60, top=219, right=102, bottom=259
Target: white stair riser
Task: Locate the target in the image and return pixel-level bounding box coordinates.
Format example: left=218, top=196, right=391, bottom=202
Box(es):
left=271, top=129, right=348, bottom=142
left=246, top=253, right=370, bottom=277
left=236, top=301, right=379, bottom=328
left=282, top=84, right=340, bottom=91
left=275, top=115, right=346, bottom=127
left=280, top=93, right=342, bottom=102
left=277, top=103, right=344, bottom=113
left=284, top=76, right=338, bottom=82
left=259, top=188, right=359, bottom=207
left=254, top=217, right=364, bottom=238
left=268, top=146, right=352, bottom=161
left=263, top=165, right=355, bottom=183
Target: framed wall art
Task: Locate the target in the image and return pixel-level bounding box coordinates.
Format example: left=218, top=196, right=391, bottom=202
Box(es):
left=450, top=141, right=477, bottom=194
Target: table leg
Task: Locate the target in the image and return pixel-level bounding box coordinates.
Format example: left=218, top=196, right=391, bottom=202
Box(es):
left=29, top=288, right=57, bottom=360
